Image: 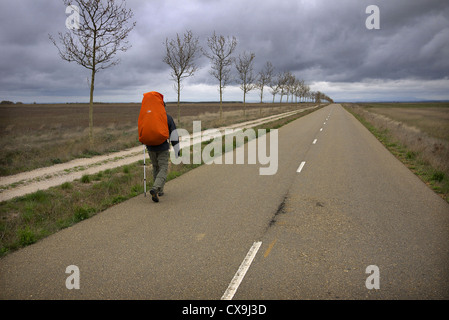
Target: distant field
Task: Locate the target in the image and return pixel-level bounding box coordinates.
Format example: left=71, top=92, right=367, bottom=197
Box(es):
left=0, top=102, right=298, bottom=132
left=360, top=102, right=449, bottom=141
left=0, top=102, right=309, bottom=176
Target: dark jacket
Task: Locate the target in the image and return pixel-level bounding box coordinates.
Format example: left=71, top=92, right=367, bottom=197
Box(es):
left=146, top=114, right=179, bottom=154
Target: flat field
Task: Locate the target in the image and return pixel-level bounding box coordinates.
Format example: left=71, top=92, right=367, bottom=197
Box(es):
left=0, top=102, right=307, bottom=176
left=360, top=102, right=449, bottom=141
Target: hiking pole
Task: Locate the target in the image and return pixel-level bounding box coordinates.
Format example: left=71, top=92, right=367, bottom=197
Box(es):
left=143, top=145, right=146, bottom=197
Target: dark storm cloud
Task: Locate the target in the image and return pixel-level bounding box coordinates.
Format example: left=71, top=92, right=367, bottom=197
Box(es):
left=0, top=0, right=448, bottom=102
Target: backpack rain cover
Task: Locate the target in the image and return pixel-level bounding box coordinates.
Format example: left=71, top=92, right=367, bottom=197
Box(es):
left=138, top=91, right=170, bottom=146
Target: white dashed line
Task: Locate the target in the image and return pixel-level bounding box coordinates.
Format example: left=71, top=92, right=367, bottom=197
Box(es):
left=313, top=139, right=317, bottom=144
left=296, top=161, right=306, bottom=173
left=221, top=241, right=262, bottom=300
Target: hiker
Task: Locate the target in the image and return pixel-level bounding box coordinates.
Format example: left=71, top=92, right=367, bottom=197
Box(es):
left=138, top=91, right=180, bottom=203
left=147, top=101, right=179, bottom=202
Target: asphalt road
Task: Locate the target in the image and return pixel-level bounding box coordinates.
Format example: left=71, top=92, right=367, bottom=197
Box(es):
left=1, top=104, right=448, bottom=300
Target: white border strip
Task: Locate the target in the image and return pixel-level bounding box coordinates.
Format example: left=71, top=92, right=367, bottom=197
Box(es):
left=221, top=241, right=262, bottom=300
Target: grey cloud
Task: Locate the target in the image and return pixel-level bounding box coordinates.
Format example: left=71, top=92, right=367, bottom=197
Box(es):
left=0, top=0, right=448, bottom=102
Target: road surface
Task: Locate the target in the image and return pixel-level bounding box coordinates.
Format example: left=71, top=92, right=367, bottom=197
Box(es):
left=1, top=104, right=448, bottom=300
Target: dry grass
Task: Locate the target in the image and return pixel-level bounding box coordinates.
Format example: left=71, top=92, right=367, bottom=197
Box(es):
left=0, top=102, right=309, bottom=176
left=354, top=103, right=449, bottom=173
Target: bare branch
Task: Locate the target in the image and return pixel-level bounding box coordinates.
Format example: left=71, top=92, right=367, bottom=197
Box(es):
left=163, top=30, right=202, bottom=123
left=203, top=32, right=237, bottom=89
left=256, top=61, right=274, bottom=103
left=50, top=0, right=136, bottom=74
left=235, top=51, right=256, bottom=112
left=203, top=31, right=237, bottom=119
left=49, top=0, right=136, bottom=145
left=164, top=30, right=201, bottom=82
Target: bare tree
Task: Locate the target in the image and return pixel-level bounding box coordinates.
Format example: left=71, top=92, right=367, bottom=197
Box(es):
left=49, top=0, right=135, bottom=146
left=307, top=89, right=313, bottom=103
left=285, top=72, right=294, bottom=103
left=256, top=61, right=274, bottom=109
left=278, top=72, right=290, bottom=104
left=163, top=30, right=201, bottom=124
left=203, top=31, right=237, bottom=121
left=269, top=73, right=281, bottom=103
left=292, top=79, right=302, bottom=105
left=313, top=91, right=333, bottom=104
left=235, top=51, right=256, bottom=116
left=314, top=91, right=322, bottom=104
left=302, top=83, right=310, bottom=103
left=295, top=79, right=305, bottom=104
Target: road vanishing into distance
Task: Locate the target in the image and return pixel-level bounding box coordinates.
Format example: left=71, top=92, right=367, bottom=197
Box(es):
left=1, top=104, right=448, bottom=300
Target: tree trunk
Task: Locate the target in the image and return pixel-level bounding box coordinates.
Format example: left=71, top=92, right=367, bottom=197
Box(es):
left=177, top=78, right=181, bottom=125
left=243, top=91, right=246, bottom=117
left=89, top=33, right=97, bottom=149
left=89, top=68, right=95, bottom=148
left=219, top=80, right=223, bottom=122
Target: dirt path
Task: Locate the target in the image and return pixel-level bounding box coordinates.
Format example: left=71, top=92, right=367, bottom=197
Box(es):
left=0, top=107, right=317, bottom=202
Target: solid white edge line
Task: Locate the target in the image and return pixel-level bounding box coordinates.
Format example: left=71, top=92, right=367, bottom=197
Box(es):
left=221, top=241, right=262, bottom=300
left=296, top=161, right=306, bottom=173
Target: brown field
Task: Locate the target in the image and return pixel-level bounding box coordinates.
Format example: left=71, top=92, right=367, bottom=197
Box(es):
left=361, top=102, right=449, bottom=142
left=0, top=102, right=310, bottom=176
left=350, top=102, right=449, bottom=172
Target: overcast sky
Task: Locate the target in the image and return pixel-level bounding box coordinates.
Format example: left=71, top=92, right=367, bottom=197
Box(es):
left=0, top=0, right=448, bottom=103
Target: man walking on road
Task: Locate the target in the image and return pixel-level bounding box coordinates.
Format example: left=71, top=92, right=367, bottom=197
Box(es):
left=147, top=101, right=179, bottom=203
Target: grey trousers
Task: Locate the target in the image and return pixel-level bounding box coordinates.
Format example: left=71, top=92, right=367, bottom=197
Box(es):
left=148, top=150, right=169, bottom=192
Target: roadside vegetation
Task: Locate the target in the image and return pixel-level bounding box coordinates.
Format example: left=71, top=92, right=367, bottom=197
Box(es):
left=343, top=102, right=449, bottom=203
left=0, top=103, right=324, bottom=257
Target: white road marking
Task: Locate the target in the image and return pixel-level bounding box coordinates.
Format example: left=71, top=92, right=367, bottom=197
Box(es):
left=313, top=139, right=317, bottom=144
left=296, top=161, right=306, bottom=173
left=221, top=241, right=262, bottom=300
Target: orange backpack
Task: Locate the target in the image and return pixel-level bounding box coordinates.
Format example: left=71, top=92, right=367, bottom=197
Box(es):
left=138, top=91, right=170, bottom=146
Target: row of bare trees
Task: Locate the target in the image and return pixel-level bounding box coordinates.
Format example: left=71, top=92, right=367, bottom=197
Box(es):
left=164, top=30, right=333, bottom=123
left=268, top=71, right=334, bottom=105
left=164, top=31, right=239, bottom=122
left=50, top=0, right=333, bottom=142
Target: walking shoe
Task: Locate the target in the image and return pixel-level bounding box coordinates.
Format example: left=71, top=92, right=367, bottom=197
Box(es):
left=150, top=189, right=159, bottom=202
left=158, top=191, right=164, bottom=196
